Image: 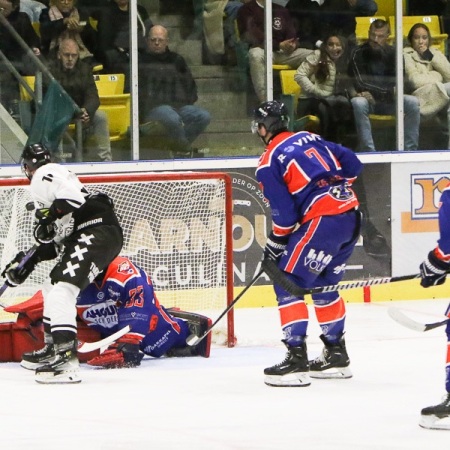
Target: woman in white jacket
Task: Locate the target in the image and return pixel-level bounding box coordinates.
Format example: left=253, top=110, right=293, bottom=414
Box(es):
left=294, top=34, right=354, bottom=144
left=403, top=23, right=450, bottom=148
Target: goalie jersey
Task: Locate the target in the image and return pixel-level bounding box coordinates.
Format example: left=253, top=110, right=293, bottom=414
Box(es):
left=256, top=131, right=363, bottom=237
left=76, top=256, right=190, bottom=357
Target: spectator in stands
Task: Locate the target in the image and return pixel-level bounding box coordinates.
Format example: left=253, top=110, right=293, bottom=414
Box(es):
left=237, top=0, right=313, bottom=103
left=138, top=25, right=211, bottom=156
left=39, top=0, right=97, bottom=66
left=47, top=37, right=112, bottom=161
left=348, top=18, right=420, bottom=151
left=0, top=0, right=41, bottom=116
left=294, top=34, right=355, bottom=145
left=20, top=0, right=46, bottom=22
left=404, top=23, right=450, bottom=149
left=97, top=0, right=153, bottom=80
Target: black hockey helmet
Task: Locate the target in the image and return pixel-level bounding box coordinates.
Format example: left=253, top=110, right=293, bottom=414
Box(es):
left=251, top=100, right=290, bottom=135
left=21, top=143, right=51, bottom=179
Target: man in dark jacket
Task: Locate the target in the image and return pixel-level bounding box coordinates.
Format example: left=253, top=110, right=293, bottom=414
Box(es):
left=48, top=37, right=111, bottom=161
left=348, top=19, right=420, bottom=152
left=138, top=24, right=211, bottom=154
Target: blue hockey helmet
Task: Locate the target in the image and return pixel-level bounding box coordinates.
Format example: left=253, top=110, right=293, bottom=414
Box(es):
left=251, top=100, right=290, bottom=135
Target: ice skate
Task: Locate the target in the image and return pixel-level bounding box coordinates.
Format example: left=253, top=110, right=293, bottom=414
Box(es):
left=21, top=343, right=55, bottom=370
left=264, top=340, right=311, bottom=387
left=35, top=340, right=81, bottom=384
left=309, top=334, right=352, bottom=379
left=420, top=394, right=450, bottom=430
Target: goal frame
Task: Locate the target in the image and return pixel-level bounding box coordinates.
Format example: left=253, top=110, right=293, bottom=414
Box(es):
left=0, top=171, right=236, bottom=347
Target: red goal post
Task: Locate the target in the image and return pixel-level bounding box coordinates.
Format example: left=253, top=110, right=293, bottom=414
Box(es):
left=0, top=172, right=236, bottom=347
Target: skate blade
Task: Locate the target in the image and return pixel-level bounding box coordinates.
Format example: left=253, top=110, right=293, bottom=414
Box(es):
left=20, top=360, right=46, bottom=370
left=35, top=371, right=82, bottom=384
left=310, top=366, right=353, bottom=379
left=264, top=372, right=311, bottom=387
left=419, top=414, right=450, bottom=430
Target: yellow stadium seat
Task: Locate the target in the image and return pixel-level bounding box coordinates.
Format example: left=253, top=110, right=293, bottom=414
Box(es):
left=389, top=15, right=448, bottom=55
left=279, top=69, right=320, bottom=132
left=32, top=22, right=40, bottom=37
left=93, top=74, right=125, bottom=96
left=98, top=94, right=130, bottom=141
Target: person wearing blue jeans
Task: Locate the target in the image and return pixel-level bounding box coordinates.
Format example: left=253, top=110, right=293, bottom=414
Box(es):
left=348, top=18, right=420, bottom=151
left=139, top=24, right=211, bottom=154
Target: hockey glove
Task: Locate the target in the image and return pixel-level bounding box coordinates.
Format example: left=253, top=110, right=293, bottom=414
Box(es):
left=34, top=208, right=57, bottom=244
left=420, top=250, right=450, bottom=288
left=264, top=232, right=289, bottom=263
left=87, top=337, right=143, bottom=369
left=1, top=251, right=35, bottom=287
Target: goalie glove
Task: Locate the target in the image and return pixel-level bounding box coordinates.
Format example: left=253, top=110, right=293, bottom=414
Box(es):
left=87, top=336, right=144, bottom=369
left=264, top=232, right=289, bottom=263
left=420, top=250, right=450, bottom=288
left=1, top=251, right=35, bottom=287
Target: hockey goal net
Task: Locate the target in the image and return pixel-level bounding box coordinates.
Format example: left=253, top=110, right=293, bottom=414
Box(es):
left=0, top=172, right=235, bottom=347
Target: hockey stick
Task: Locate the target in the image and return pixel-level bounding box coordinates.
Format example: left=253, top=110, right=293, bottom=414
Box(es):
left=261, top=258, right=420, bottom=296
left=387, top=307, right=450, bottom=332
left=78, top=325, right=131, bottom=353
left=186, top=269, right=264, bottom=346
left=0, top=245, right=39, bottom=308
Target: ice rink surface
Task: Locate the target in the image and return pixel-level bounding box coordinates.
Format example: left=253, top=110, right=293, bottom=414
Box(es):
left=1, top=298, right=450, bottom=450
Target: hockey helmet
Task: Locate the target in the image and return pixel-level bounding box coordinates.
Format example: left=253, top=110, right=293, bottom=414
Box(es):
left=21, top=143, right=51, bottom=179
left=251, top=100, right=290, bottom=135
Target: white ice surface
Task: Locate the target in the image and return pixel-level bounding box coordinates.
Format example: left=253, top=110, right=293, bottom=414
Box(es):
left=2, top=299, right=450, bottom=450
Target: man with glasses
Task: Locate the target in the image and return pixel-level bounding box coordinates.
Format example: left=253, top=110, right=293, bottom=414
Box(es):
left=138, top=25, right=211, bottom=157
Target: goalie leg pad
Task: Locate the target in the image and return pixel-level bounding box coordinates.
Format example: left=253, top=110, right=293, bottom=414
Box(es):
left=166, top=308, right=212, bottom=358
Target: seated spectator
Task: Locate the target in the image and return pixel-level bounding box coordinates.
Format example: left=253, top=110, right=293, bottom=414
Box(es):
left=237, top=0, right=313, bottom=103
left=47, top=37, right=111, bottom=161
left=404, top=23, right=450, bottom=149
left=138, top=25, right=211, bottom=156
left=0, top=0, right=41, bottom=115
left=348, top=19, right=420, bottom=151
left=294, top=34, right=355, bottom=145
left=98, top=0, right=153, bottom=79
left=20, top=0, right=46, bottom=22
left=39, top=0, right=97, bottom=66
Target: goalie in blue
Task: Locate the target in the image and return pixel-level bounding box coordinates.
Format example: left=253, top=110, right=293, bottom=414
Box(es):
left=76, top=256, right=212, bottom=368
left=20, top=255, right=212, bottom=370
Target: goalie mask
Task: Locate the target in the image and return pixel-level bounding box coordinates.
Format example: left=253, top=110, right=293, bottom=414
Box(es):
left=21, top=143, right=51, bottom=180
left=251, top=100, right=290, bottom=135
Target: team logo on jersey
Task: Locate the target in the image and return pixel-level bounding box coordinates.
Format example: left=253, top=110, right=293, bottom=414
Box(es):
left=304, top=249, right=332, bottom=273
left=117, top=260, right=134, bottom=274
left=82, top=301, right=118, bottom=329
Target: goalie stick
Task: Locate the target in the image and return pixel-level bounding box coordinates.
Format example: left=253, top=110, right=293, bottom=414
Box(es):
left=261, top=258, right=420, bottom=295
left=78, top=325, right=131, bottom=353
left=0, top=244, right=39, bottom=308
left=387, top=307, right=450, bottom=332
left=186, top=269, right=264, bottom=346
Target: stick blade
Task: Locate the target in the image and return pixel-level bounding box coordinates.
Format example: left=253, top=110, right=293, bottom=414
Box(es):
left=388, top=307, right=433, bottom=332
left=78, top=325, right=131, bottom=353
